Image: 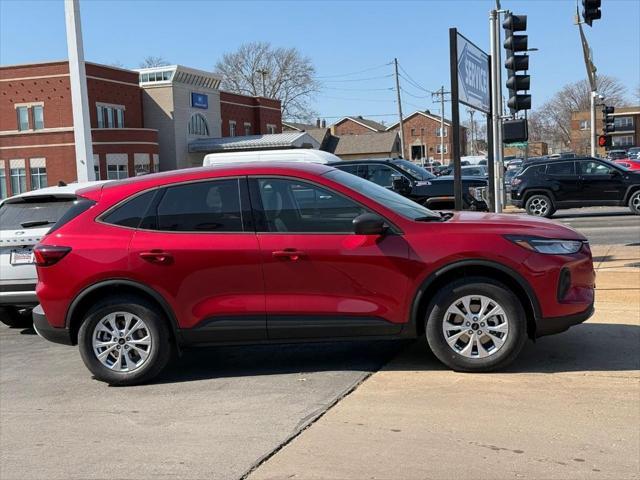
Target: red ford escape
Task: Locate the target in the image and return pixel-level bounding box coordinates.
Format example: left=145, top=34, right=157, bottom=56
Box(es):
left=32, top=163, right=595, bottom=385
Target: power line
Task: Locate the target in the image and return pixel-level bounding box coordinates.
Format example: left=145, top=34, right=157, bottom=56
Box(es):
left=399, top=87, right=431, bottom=99
left=397, top=63, right=435, bottom=94
left=314, top=62, right=393, bottom=79
left=323, top=86, right=395, bottom=92
left=320, top=73, right=394, bottom=83
left=312, top=113, right=397, bottom=119
left=316, top=94, right=397, bottom=103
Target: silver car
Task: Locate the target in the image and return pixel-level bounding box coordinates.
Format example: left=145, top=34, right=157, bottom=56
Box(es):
left=0, top=182, right=106, bottom=327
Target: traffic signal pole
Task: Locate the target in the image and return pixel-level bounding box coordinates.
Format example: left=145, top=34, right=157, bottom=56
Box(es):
left=489, top=8, right=504, bottom=213
left=590, top=91, right=597, bottom=157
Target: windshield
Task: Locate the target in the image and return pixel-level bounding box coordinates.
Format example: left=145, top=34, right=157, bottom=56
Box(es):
left=325, top=169, right=440, bottom=220
left=391, top=159, right=436, bottom=181
left=0, top=197, right=75, bottom=230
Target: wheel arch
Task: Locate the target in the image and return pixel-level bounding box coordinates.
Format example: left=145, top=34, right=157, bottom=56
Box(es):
left=65, top=279, right=180, bottom=346
left=622, top=185, right=640, bottom=204
left=522, top=189, right=556, bottom=205
left=410, top=260, right=541, bottom=340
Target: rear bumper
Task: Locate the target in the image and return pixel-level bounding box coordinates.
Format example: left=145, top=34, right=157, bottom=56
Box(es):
left=534, top=303, right=594, bottom=338
left=0, top=283, right=38, bottom=306
left=32, top=304, right=73, bottom=345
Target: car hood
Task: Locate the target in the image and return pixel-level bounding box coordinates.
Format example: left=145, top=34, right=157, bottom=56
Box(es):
left=444, top=211, right=586, bottom=241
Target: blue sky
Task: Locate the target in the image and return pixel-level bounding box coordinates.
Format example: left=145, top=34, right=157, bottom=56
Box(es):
left=1, top=0, right=639, bottom=124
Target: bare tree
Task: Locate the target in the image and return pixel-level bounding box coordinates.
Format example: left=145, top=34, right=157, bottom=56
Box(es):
left=530, top=75, right=627, bottom=148
left=139, top=56, right=169, bottom=68
left=109, top=60, right=126, bottom=69
left=215, top=42, right=319, bottom=122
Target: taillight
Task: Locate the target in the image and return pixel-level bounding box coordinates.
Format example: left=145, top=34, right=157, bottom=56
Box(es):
left=33, top=245, right=72, bottom=266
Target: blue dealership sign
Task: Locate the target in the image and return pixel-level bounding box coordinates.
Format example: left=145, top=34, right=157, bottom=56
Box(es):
left=456, top=34, right=490, bottom=113
left=191, top=92, right=208, bottom=109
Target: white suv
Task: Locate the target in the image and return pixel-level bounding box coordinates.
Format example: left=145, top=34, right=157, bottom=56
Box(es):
left=0, top=182, right=106, bottom=327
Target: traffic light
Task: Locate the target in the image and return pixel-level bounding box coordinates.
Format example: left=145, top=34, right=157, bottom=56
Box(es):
left=598, top=135, right=611, bottom=148
left=602, top=105, right=615, bottom=133
left=582, top=0, right=602, bottom=27
left=503, top=14, right=531, bottom=114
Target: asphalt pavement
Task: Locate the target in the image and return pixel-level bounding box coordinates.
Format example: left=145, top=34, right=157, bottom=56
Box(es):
left=546, top=207, right=639, bottom=245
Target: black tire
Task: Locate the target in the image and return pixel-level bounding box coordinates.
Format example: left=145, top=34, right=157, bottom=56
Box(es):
left=425, top=277, right=528, bottom=372
left=525, top=194, right=555, bottom=218
left=628, top=190, right=640, bottom=215
left=0, top=306, right=33, bottom=328
left=78, top=295, right=174, bottom=386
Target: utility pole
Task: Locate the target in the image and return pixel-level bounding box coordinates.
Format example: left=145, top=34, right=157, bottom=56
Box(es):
left=256, top=68, right=268, bottom=97
left=64, top=0, right=94, bottom=182
left=490, top=4, right=504, bottom=213
left=431, top=87, right=450, bottom=164
left=393, top=58, right=405, bottom=158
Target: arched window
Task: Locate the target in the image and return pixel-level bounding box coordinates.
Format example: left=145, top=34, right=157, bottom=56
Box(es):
left=189, top=113, right=209, bottom=136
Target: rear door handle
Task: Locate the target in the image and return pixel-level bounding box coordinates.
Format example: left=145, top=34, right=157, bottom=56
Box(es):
left=139, top=250, right=173, bottom=265
left=272, top=249, right=305, bottom=261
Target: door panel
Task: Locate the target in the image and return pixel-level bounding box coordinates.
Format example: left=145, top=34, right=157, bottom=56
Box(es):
left=128, top=178, right=266, bottom=340
left=577, top=160, right=625, bottom=202
left=544, top=161, right=579, bottom=203
left=250, top=177, right=412, bottom=340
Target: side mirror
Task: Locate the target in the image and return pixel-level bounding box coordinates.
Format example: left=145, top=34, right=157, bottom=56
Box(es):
left=353, top=213, right=387, bottom=235
left=391, top=176, right=411, bottom=195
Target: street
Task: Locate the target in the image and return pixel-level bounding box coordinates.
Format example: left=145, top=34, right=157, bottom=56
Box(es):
left=552, top=207, right=640, bottom=246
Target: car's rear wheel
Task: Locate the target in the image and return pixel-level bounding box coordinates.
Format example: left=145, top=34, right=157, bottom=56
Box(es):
left=0, top=306, right=33, bottom=328
left=425, top=278, right=528, bottom=372
left=78, top=296, right=173, bottom=386
left=525, top=194, right=555, bottom=218
left=628, top=191, right=640, bottom=215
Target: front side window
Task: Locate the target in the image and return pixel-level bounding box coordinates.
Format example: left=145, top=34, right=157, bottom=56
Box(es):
left=154, top=179, right=243, bottom=232
left=578, top=160, right=614, bottom=176
left=361, top=164, right=398, bottom=188
left=546, top=162, right=575, bottom=176
left=256, top=178, right=369, bottom=233
left=33, top=106, right=44, bottom=130
left=17, top=107, right=29, bottom=131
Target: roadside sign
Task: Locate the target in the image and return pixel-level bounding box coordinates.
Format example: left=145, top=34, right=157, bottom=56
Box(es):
left=456, top=33, right=490, bottom=114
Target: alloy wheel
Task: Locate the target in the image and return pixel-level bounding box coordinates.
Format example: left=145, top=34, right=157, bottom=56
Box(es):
left=92, top=312, right=152, bottom=372
left=528, top=197, right=549, bottom=216
left=442, top=295, right=509, bottom=359
left=632, top=192, right=640, bottom=212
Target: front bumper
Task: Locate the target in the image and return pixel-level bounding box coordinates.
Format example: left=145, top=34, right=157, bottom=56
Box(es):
left=32, top=304, right=73, bottom=345
left=534, top=303, right=594, bottom=337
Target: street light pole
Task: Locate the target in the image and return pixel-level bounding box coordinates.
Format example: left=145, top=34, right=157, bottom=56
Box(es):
left=64, top=0, right=94, bottom=182
left=590, top=91, right=597, bottom=157
left=490, top=8, right=504, bottom=213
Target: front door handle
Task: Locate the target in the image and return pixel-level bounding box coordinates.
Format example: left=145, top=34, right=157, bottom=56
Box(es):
left=139, top=250, right=173, bottom=265
left=272, top=249, right=305, bottom=261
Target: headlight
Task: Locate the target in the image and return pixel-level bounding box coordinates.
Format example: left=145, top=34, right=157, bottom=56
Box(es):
left=505, top=235, right=584, bottom=254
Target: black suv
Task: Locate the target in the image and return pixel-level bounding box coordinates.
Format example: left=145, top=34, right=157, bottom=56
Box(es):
left=330, top=159, right=488, bottom=210
left=510, top=157, right=640, bottom=217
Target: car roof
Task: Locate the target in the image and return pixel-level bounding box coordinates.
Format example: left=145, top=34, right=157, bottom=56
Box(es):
left=1, top=180, right=109, bottom=204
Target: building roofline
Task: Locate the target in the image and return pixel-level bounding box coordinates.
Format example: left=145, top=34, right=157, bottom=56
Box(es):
left=135, top=64, right=222, bottom=81
left=0, top=59, right=139, bottom=75
left=330, top=116, right=385, bottom=132
left=386, top=110, right=453, bottom=130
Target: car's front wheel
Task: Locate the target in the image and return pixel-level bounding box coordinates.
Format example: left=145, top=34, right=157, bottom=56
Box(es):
left=628, top=190, right=640, bottom=215
left=525, top=194, right=555, bottom=218
left=425, top=278, right=528, bottom=372
left=78, top=295, right=174, bottom=386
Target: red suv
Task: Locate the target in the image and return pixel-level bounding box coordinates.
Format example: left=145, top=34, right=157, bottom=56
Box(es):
left=32, top=163, right=595, bottom=385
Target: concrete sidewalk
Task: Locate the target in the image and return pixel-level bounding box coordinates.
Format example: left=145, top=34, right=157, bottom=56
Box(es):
left=250, top=244, right=640, bottom=480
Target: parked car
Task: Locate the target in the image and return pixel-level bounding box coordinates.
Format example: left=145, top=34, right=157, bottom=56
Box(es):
left=607, top=150, right=629, bottom=161
left=0, top=182, right=106, bottom=327
left=203, top=149, right=340, bottom=166
left=510, top=157, right=640, bottom=217
left=504, top=166, right=522, bottom=193
left=613, top=159, right=640, bottom=171
left=32, top=162, right=595, bottom=385
left=329, top=159, right=488, bottom=210
left=627, top=147, right=640, bottom=160
left=461, top=165, right=488, bottom=177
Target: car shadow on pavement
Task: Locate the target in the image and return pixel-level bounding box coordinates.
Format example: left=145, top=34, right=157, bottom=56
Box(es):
left=388, top=323, right=640, bottom=374
left=155, top=339, right=409, bottom=385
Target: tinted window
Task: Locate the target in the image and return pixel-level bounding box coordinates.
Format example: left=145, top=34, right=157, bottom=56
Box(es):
left=392, top=159, right=435, bottom=180
left=362, top=164, right=397, bottom=188
left=257, top=178, right=368, bottom=233
left=0, top=197, right=75, bottom=230
left=337, top=164, right=359, bottom=175
left=155, top=179, right=243, bottom=232
left=578, top=161, right=614, bottom=176
left=524, top=164, right=547, bottom=176
left=546, top=162, right=575, bottom=175
left=102, top=190, right=156, bottom=228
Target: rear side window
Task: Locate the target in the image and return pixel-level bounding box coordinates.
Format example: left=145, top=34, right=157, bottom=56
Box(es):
left=101, top=190, right=156, bottom=228
left=47, top=198, right=96, bottom=234
left=153, top=179, right=243, bottom=232
left=546, top=162, right=575, bottom=175
left=524, top=164, right=547, bottom=176
left=337, top=164, right=358, bottom=175
left=0, top=197, right=76, bottom=231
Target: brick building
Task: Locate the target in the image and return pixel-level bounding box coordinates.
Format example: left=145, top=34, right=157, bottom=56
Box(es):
left=386, top=110, right=467, bottom=163
left=0, top=61, right=159, bottom=198
left=220, top=91, right=282, bottom=137
left=570, top=106, right=639, bottom=156
left=331, top=116, right=386, bottom=136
